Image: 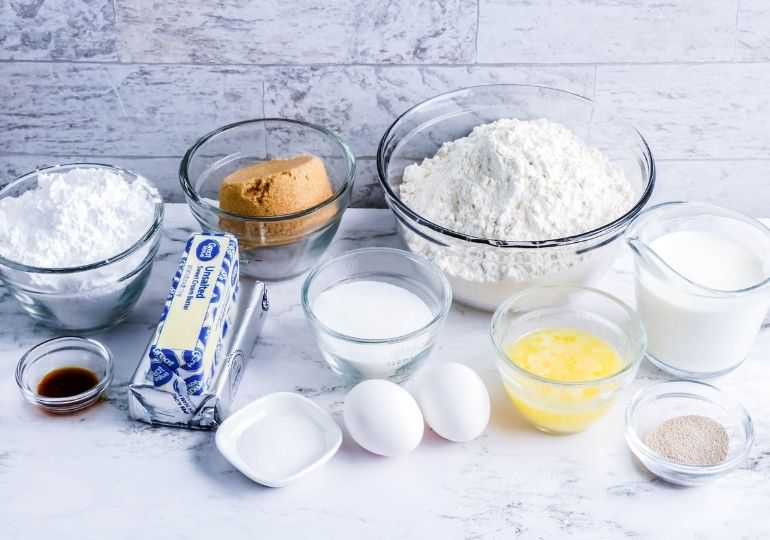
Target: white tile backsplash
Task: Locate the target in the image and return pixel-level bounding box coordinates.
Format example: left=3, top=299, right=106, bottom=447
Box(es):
left=736, top=0, right=770, bottom=61
left=652, top=159, right=770, bottom=216
left=115, top=0, right=477, bottom=64
left=1, top=1, right=767, bottom=212
left=265, top=65, right=594, bottom=156
left=0, top=0, right=117, bottom=61
left=478, top=0, right=739, bottom=64
left=595, top=63, right=770, bottom=160
left=0, top=62, right=266, bottom=156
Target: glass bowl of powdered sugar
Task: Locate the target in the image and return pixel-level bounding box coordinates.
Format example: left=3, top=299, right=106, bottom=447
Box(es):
left=625, top=381, right=753, bottom=486
left=377, top=84, right=655, bottom=311
left=0, top=163, right=164, bottom=332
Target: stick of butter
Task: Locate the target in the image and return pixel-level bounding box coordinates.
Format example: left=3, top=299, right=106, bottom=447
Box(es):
left=149, top=233, right=239, bottom=396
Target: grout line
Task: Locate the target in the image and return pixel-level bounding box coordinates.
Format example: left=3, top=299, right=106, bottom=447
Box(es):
left=1, top=58, right=769, bottom=69
left=3, top=153, right=770, bottom=163
left=262, top=80, right=268, bottom=156
left=261, top=80, right=267, bottom=118
left=111, top=0, right=120, bottom=62
left=0, top=152, right=185, bottom=159
left=656, top=157, right=770, bottom=163
left=732, top=0, right=742, bottom=61
left=474, top=0, right=480, bottom=62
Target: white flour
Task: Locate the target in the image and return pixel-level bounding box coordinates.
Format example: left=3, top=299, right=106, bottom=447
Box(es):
left=398, top=119, right=634, bottom=306
left=0, top=167, right=156, bottom=268
left=401, top=118, right=632, bottom=244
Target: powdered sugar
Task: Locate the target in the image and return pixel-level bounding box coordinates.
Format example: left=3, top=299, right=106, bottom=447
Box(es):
left=400, top=118, right=633, bottom=242
left=0, top=167, right=157, bottom=268
left=0, top=166, right=162, bottom=330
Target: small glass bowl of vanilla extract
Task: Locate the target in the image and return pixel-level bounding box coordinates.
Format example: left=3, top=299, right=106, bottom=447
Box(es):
left=16, top=336, right=113, bottom=413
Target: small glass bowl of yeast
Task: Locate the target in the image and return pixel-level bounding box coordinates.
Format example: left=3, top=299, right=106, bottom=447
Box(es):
left=16, top=336, right=114, bottom=413
left=625, top=380, right=753, bottom=486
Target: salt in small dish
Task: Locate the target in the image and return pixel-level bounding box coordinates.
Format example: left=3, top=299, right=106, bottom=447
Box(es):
left=215, top=392, right=342, bottom=487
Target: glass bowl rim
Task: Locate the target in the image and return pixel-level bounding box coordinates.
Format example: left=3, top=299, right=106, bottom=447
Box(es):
left=179, top=117, right=357, bottom=223
left=15, top=336, right=114, bottom=406
left=490, top=285, right=647, bottom=387
left=301, top=247, right=453, bottom=344
left=624, top=380, right=754, bottom=475
left=0, top=163, right=164, bottom=274
left=626, top=200, right=770, bottom=297
left=376, top=83, right=656, bottom=248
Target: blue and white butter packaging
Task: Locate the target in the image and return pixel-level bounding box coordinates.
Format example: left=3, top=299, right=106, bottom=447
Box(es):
left=128, top=234, right=269, bottom=429
left=149, top=233, right=238, bottom=396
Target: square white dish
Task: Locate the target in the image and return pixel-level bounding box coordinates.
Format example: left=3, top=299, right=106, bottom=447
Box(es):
left=215, top=392, right=342, bottom=487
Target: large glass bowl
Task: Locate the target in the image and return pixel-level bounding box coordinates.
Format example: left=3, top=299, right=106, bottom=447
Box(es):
left=0, top=163, right=164, bottom=333
left=180, top=118, right=356, bottom=280
left=377, top=84, right=655, bottom=311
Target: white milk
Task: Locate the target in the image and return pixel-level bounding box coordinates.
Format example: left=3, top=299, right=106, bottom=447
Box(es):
left=637, top=230, right=770, bottom=376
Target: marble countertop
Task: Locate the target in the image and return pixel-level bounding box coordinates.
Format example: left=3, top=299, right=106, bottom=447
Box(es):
left=2, top=205, right=769, bottom=539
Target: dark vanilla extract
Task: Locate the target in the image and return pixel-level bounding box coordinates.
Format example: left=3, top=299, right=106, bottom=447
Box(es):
left=37, top=367, right=99, bottom=398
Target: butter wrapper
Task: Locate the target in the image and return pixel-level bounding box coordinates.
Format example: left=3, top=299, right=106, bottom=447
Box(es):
left=149, top=233, right=239, bottom=396
left=128, top=278, right=268, bottom=429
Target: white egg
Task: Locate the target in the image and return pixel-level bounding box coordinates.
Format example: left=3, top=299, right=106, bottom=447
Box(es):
left=343, top=379, right=424, bottom=457
left=418, top=362, right=490, bottom=442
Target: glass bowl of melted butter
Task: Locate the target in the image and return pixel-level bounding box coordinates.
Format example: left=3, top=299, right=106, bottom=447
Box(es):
left=491, top=286, right=646, bottom=434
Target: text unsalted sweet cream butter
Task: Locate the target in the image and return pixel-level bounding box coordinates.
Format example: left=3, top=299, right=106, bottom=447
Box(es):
left=149, top=233, right=239, bottom=396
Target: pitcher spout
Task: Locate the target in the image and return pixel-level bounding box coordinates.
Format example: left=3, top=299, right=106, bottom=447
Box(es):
left=625, top=236, right=673, bottom=283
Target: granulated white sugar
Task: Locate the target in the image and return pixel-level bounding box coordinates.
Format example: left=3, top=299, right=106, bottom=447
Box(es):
left=312, top=280, right=433, bottom=340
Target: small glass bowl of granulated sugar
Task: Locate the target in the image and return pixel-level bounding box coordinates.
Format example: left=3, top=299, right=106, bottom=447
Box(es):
left=625, top=380, right=753, bottom=486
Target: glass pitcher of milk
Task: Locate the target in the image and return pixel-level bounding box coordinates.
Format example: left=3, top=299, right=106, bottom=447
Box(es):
left=626, top=201, right=770, bottom=378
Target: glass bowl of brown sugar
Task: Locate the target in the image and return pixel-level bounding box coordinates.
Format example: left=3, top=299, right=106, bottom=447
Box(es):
left=180, top=118, right=356, bottom=280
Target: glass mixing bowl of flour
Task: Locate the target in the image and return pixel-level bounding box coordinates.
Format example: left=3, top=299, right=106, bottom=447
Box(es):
left=377, top=84, right=655, bottom=311
left=0, top=163, right=164, bottom=333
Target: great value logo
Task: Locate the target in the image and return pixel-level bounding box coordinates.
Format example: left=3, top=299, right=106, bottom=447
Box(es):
left=196, top=239, right=221, bottom=262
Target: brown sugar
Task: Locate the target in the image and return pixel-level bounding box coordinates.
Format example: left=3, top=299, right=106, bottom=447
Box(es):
left=218, top=155, right=337, bottom=246
left=220, top=155, right=333, bottom=216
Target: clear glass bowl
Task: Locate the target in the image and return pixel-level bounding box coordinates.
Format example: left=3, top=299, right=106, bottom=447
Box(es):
left=491, top=286, right=646, bottom=434
left=377, top=84, right=656, bottom=311
left=16, top=336, right=114, bottom=413
left=0, top=163, right=164, bottom=333
left=302, top=247, right=452, bottom=384
left=625, top=381, right=753, bottom=486
left=180, top=118, right=356, bottom=280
